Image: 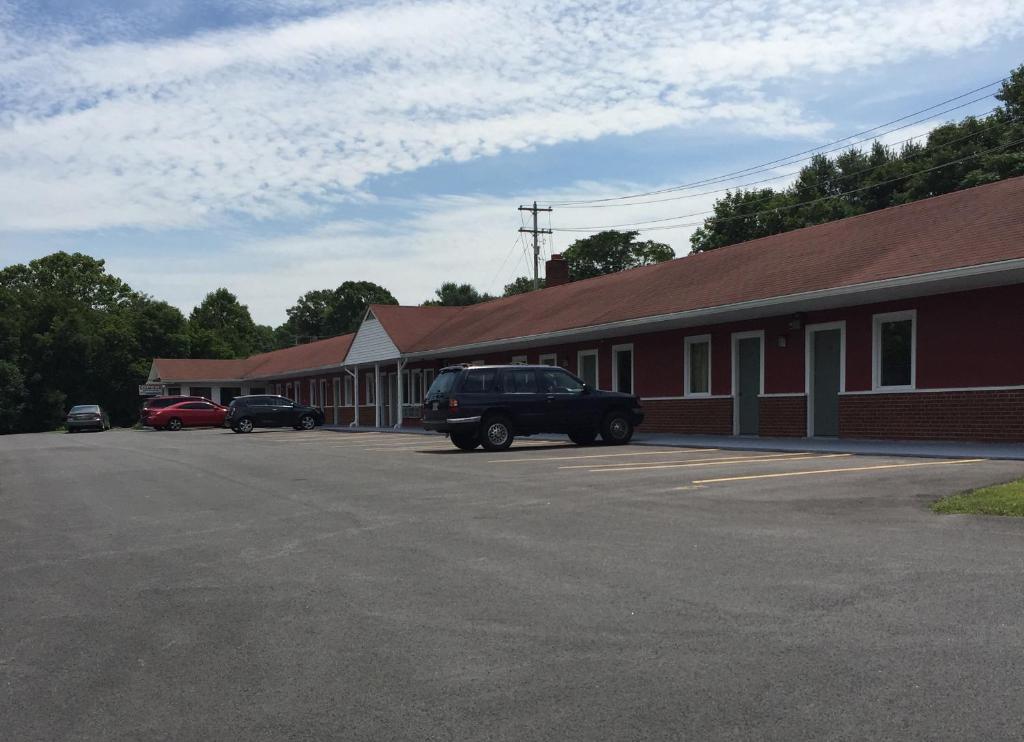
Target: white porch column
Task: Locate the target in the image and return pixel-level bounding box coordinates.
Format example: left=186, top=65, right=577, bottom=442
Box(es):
left=349, top=366, right=360, bottom=427
left=374, top=363, right=381, bottom=428
left=394, top=358, right=406, bottom=430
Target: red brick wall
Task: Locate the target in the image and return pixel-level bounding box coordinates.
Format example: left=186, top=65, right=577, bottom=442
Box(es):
left=839, top=390, right=1024, bottom=442
left=639, top=398, right=733, bottom=434
left=759, top=395, right=806, bottom=437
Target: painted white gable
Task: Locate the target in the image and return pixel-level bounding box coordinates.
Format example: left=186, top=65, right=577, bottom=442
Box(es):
left=344, top=311, right=400, bottom=365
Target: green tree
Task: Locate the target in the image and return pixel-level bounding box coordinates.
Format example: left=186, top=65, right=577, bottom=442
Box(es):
left=690, top=63, right=1024, bottom=252
left=503, top=276, right=545, bottom=296
left=188, top=288, right=262, bottom=359
left=277, top=281, right=397, bottom=346
left=562, top=230, right=675, bottom=280
left=422, top=282, right=494, bottom=306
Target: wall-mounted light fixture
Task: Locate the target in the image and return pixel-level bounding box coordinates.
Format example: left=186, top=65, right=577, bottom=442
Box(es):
left=787, top=313, right=804, bottom=331
left=777, top=335, right=788, bottom=348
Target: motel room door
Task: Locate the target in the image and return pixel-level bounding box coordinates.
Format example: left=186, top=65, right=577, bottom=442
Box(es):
left=811, top=328, right=842, bottom=437
left=736, top=336, right=762, bottom=435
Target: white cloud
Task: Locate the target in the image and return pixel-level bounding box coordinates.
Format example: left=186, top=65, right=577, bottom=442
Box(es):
left=2, top=0, right=1022, bottom=232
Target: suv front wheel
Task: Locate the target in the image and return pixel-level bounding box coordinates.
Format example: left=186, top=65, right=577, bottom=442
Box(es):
left=480, top=415, right=514, bottom=452
left=600, top=410, right=634, bottom=445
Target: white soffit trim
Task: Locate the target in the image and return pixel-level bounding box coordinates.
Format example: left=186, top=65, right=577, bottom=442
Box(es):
left=403, top=258, right=1024, bottom=359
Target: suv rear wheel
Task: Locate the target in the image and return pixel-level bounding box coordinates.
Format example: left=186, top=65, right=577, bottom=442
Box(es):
left=480, top=415, right=514, bottom=451
left=600, top=410, right=633, bottom=445
left=450, top=431, right=479, bottom=451
left=234, top=417, right=254, bottom=434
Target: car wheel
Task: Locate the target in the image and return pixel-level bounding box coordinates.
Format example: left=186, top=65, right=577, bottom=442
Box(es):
left=236, top=417, right=254, bottom=434
left=568, top=428, right=598, bottom=446
left=298, top=414, right=316, bottom=431
left=451, top=431, right=479, bottom=451
left=480, top=415, right=514, bottom=452
left=600, top=410, right=634, bottom=445
left=167, top=417, right=183, bottom=432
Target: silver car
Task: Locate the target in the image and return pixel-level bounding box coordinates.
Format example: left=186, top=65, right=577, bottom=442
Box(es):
left=65, top=404, right=111, bottom=433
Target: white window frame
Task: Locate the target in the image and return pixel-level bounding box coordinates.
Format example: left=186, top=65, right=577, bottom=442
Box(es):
left=730, top=331, right=765, bottom=435
left=511, top=355, right=528, bottom=365
left=471, top=359, right=486, bottom=366
left=343, top=376, right=354, bottom=406
left=611, top=343, right=634, bottom=394
left=422, top=369, right=435, bottom=398
left=804, top=321, right=847, bottom=438
left=683, top=334, right=712, bottom=397
left=576, top=349, right=599, bottom=389
left=872, top=310, right=917, bottom=391
left=539, top=353, right=557, bottom=366
left=320, top=379, right=327, bottom=409
left=365, top=373, right=376, bottom=405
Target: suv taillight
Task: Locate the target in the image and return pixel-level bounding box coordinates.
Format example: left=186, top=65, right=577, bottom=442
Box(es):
left=449, top=398, right=458, bottom=410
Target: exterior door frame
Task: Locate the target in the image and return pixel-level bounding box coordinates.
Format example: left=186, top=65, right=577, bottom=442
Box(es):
left=577, top=348, right=599, bottom=389
left=805, top=321, right=846, bottom=437
left=332, top=378, right=341, bottom=424
left=611, top=343, right=634, bottom=395
left=731, top=331, right=765, bottom=436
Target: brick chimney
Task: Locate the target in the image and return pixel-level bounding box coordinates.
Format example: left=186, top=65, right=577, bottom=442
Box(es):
left=545, top=254, right=570, bottom=287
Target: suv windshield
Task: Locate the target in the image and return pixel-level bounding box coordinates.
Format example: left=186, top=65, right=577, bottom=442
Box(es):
left=426, top=370, right=459, bottom=398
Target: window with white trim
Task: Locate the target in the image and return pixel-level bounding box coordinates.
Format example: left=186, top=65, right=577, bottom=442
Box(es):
left=539, top=353, right=557, bottom=366
left=343, top=376, right=354, bottom=406
left=422, top=369, right=435, bottom=398
left=365, top=374, right=376, bottom=405
left=684, top=335, right=712, bottom=396
left=320, top=379, right=327, bottom=408
left=511, top=355, right=527, bottom=365
left=873, top=310, right=916, bottom=390
left=577, top=349, right=599, bottom=389
left=612, top=344, right=634, bottom=394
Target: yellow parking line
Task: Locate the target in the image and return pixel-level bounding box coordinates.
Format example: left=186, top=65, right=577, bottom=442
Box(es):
left=488, top=447, right=719, bottom=464
left=561, top=451, right=815, bottom=470
left=691, top=458, right=986, bottom=484
left=593, top=453, right=852, bottom=474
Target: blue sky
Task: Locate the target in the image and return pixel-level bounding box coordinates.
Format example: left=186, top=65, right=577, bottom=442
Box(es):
left=1, top=0, right=1022, bottom=326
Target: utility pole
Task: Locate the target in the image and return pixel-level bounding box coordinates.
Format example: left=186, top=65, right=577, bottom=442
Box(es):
left=518, top=201, right=552, bottom=290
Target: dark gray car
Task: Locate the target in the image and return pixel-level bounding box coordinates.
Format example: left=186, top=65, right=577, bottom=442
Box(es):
left=65, top=405, right=111, bottom=432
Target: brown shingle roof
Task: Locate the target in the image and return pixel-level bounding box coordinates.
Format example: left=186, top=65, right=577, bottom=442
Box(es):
left=395, top=176, right=1024, bottom=352
left=152, top=333, right=354, bottom=382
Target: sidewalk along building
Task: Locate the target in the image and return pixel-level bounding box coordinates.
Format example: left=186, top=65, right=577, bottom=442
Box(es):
left=149, top=176, right=1024, bottom=442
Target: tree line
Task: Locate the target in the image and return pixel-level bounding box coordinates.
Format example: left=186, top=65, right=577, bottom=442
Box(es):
left=689, top=65, right=1024, bottom=252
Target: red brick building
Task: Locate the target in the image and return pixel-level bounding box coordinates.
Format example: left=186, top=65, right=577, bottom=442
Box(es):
left=149, top=176, right=1024, bottom=442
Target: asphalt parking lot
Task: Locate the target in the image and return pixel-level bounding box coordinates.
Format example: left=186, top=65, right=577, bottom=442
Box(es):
left=3, top=428, right=1024, bottom=741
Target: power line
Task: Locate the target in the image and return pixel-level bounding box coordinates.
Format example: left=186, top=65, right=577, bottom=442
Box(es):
left=551, top=134, right=1024, bottom=234
left=556, top=97, right=1003, bottom=210
left=554, top=114, right=1017, bottom=231
left=543, top=77, right=1007, bottom=207
left=487, top=233, right=525, bottom=295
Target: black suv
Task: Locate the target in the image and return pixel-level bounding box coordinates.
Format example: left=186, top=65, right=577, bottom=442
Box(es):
left=225, top=395, right=324, bottom=433
left=422, top=365, right=644, bottom=451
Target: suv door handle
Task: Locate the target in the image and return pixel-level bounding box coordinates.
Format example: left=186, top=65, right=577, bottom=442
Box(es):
left=546, top=394, right=555, bottom=400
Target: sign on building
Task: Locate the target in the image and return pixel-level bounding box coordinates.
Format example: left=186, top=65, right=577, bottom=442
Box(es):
left=138, top=383, right=162, bottom=396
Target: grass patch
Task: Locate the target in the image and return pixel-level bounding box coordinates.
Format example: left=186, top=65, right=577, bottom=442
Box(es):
left=932, top=479, right=1024, bottom=516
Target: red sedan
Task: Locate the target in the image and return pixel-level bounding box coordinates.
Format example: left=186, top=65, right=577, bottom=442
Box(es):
left=146, top=400, right=228, bottom=431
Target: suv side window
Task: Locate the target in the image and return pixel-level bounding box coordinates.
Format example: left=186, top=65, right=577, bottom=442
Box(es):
left=459, top=369, right=498, bottom=393
left=500, top=368, right=538, bottom=394
left=539, top=368, right=585, bottom=394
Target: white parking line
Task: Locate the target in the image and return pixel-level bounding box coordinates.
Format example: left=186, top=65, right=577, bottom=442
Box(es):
left=560, top=451, right=816, bottom=470
left=690, top=458, right=985, bottom=484
left=592, top=453, right=852, bottom=474
left=488, top=448, right=719, bottom=464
